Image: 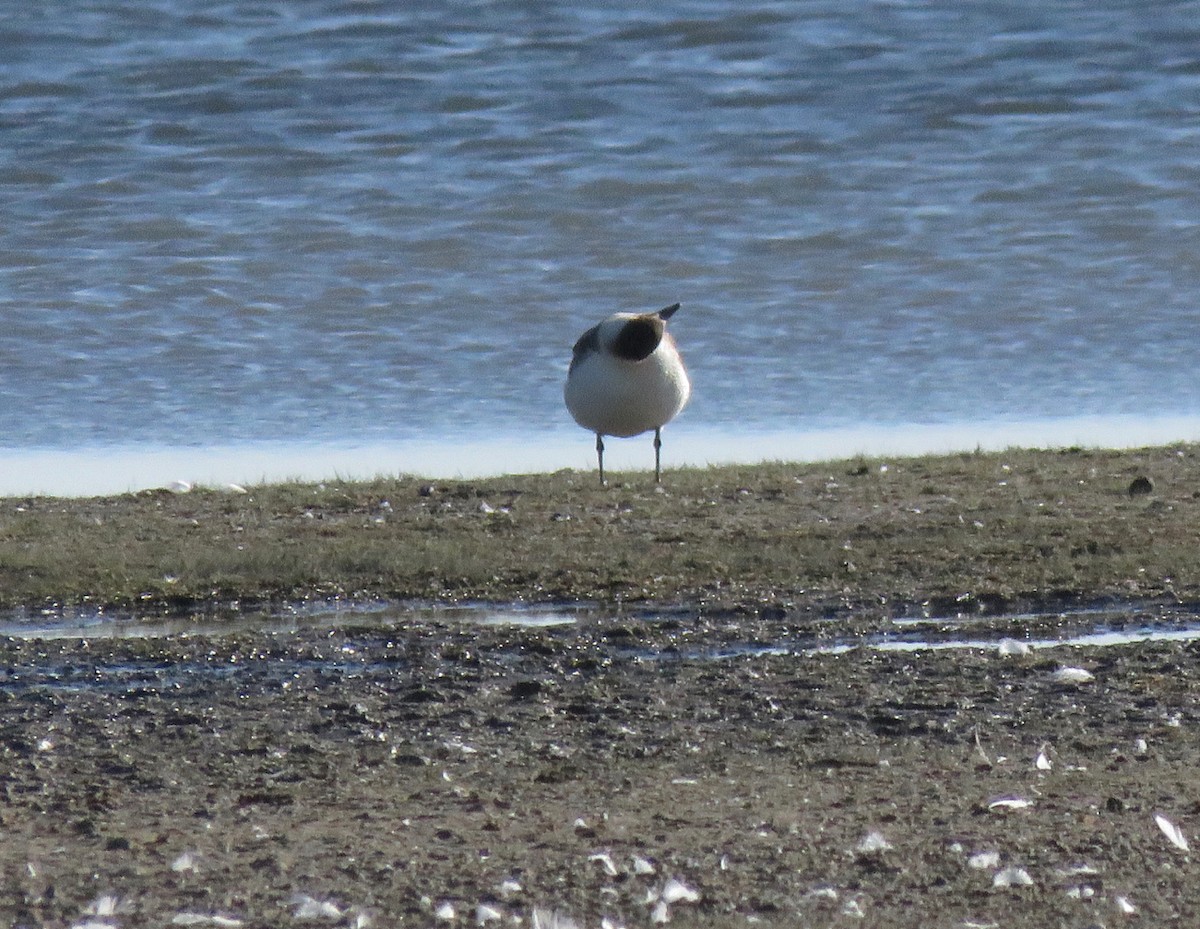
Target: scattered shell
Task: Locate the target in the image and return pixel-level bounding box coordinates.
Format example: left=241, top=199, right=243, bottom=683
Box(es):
left=589, top=852, right=619, bottom=877
left=632, top=856, right=656, bottom=876
left=841, top=898, right=866, bottom=918
left=855, top=831, right=893, bottom=855
left=997, top=638, right=1032, bottom=657
left=993, top=866, right=1034, bottom=888
left=650, top=900, right=670, bottom=924
left=967, top=851, right=1001, bottom=870
left=661, top=878, right=699, bottom=904
left=1155, top=813, right=1190, bottom=851
left=987, top=795, right=1033, bottom=812
left=1035, top=748, right=1053, bottom=771
left=498, top=879, right=522, bottom=899
left=434, top=902, right=456, bottom=921
left=168, top=479, right=193, bottom=493
left=224, top=483, right=248, bottom=494
left=84, top=896, right=121, bottom=917
left=475, top=904, right=503, bottom=925
left=291, top=896, right=344, bottom=921
left=1134, top=738, right=1149, bottom=757
left=973, top=729, right=993, bottom=766
left=171, top=916, right=244, bottom=928
left=171, top=851, right=197, bottom=873
left=1052, top=667, right=1094, bottom=684
left=531, top=910, right=580, bottom=929
left=1114, top=895, right=1136, bottom=915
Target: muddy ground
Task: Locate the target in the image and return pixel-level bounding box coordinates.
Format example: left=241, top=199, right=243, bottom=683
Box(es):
left=5, top=445, right=1200, bottom=927
left=3, top=606, right=1200, bottom=929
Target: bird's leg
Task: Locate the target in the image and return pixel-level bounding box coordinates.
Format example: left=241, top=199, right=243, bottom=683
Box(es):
left=596, top=433, right=606, bottom=486
left=654, top=427, right=663, bottom=483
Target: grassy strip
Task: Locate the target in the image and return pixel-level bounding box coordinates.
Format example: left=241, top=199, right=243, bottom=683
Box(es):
left=0, top=443, right=1195, bottom=613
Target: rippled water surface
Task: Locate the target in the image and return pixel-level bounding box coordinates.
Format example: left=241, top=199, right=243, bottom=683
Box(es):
left=3, top=0, right=1200, bottom=456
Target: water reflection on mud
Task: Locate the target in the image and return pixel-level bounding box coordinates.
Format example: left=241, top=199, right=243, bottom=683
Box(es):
left=2, top=598, right=1199, bottom=656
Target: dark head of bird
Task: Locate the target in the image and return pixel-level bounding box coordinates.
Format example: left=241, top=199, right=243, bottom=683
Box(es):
left=609, top=304, right=679, bottom=362
left=568, top=305, right=682, bottom=375
left=610, top=315, right=664, bottom=362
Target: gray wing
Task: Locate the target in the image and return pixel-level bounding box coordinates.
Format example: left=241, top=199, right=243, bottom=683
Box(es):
left=568, top=324, right=601, bottom=375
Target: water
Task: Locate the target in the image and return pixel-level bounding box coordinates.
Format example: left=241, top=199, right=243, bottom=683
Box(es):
left=4, top=1, right=1200, bottom=493
left=0, top=600, right=583, bottom=640
left=4, top=598, right=1200, bottom=657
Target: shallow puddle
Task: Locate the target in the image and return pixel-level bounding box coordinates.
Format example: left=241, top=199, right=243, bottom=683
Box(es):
left=0, top=600, right=586, bottom=641
left=820, top=617, right=1200, bottom=654
left=2, top=599, right=1199, bottom=655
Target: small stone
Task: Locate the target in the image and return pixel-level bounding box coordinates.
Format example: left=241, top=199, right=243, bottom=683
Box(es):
left=1128, top=476, right=1153, bottom=496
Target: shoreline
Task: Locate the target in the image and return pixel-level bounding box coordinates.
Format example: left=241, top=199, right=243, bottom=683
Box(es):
left=2, top=413, right=1199, bottom=497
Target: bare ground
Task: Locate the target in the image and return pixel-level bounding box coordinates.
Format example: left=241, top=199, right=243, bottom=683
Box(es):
left=4, top=446, right=1200, bottom=927
left=3, top=608, right=1200, bottom=929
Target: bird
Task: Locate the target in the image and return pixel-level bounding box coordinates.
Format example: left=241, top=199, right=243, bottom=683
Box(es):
left=564, top=302, right=691, bottom=485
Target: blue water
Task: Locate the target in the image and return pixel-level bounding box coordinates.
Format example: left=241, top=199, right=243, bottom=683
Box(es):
left=3, top=0, right=1200, bottom=489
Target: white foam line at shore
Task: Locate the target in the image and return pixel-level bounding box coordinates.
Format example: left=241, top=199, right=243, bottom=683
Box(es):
left=1, top=413, right=1198, bottom=497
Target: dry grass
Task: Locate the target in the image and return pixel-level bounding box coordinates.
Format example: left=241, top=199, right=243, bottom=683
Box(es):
left=0, top=443, right=1197, bottom=613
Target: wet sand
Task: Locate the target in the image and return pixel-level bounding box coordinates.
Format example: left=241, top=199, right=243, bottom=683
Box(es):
left=4, top=608, right=1200, bottom=928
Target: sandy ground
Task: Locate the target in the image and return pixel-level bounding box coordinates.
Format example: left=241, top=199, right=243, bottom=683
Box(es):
left=3, top=606, right=1200, bottom=929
